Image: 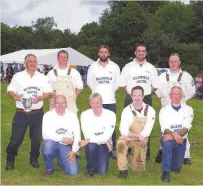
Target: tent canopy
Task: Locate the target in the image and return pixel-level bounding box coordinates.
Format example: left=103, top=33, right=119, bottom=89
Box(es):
left=0, top=47, right=95, bottom=66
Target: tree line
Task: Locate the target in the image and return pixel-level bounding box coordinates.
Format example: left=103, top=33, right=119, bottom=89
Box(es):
left=1, top=1, right=203, bottom=76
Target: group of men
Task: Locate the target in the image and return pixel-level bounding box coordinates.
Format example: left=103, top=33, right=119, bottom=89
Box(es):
left=5, top=45, right=195, bottom=182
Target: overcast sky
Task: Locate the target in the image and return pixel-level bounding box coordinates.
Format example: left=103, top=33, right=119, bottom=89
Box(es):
left=1, top=0, right=189, bottom=34
left=1, top=0, right=109, bottom=34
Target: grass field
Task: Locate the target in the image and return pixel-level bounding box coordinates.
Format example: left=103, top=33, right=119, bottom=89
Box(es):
left=1, top=82, right=203, bottom=185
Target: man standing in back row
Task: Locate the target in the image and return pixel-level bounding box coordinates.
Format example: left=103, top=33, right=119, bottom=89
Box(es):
left=155, top=53, right=195, bottom=165
left=47, top=50, right=83, bottom=114
left=87, top=45, right=120, bottom=160
left=119, top=45, right=159, bottom=161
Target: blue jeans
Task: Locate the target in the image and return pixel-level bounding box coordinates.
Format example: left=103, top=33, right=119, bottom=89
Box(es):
left=85, top=143, right=110, bottom=174
left=162, top=139, right=186, bottom=172
left=102, top=104, right=116, bottom=150
left=42, top=140, right=79, bottom=176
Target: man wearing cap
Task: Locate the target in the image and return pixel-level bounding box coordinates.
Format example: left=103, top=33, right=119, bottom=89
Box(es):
left=47, top=50, right=83, bottom=114
left=5, top=54, right=52, bottom=170
left=119, top=45, right=158, bottom=161
left=79, top=93, right=116, bottom=177
left=42, top=95, right=81, bottom=177
left=155, top=53, right=195, bottom=165
left=159, top=86, right=193, bottom=182
left=116, top=86, right=155, bottom=179
left=87, top=45, right=120, bottom=160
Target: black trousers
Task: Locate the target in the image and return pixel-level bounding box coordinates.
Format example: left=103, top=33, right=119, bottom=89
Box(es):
left=102, top=104, right=116, bottom=150
left=6, top=109, right=44, bottom=162
left=124, top=94, right=152, bottom=158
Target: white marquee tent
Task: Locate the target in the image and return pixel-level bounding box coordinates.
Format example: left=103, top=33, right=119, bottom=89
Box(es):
left=0, top=47, right=95, bottom=66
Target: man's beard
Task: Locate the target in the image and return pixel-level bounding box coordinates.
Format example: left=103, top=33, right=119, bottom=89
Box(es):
left=99, top=56, right=108, bottom=62
left=136, top=55, right=145, bottom=61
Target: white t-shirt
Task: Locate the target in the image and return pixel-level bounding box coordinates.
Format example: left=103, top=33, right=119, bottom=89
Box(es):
left=119, top=103, right=155, bottom=138
left=119, top=59, right=158, bottom=95
left=156, top=69, right=195, bottom=107
left=159, top=104, right=193, bottom=139
left=80, top=108, right=116, bottom=145
left=87, top=60, right=120, bottom=104
left=42, top=109, right=81, bottom=153
left=7, top=70, right=52, bottom=109
left=47, top=65, right=83, bottom=90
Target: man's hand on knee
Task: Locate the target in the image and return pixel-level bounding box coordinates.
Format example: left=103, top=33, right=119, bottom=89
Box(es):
left=62, top=137, right=73, bottom=145
left=67, top=151, right=75, bottom=164
left=172, top=133, right=183, bottom=145
left=79, top=139, right=90, bottom=147
left=106, top=140, right=113, bottom=152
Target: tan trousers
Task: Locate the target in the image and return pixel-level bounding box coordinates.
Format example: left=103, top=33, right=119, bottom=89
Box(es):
left=117, top=139, right=147, bottom=171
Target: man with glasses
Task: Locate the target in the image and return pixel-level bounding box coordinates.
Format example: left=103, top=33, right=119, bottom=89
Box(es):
left=155, top=53, right=195, bottom=165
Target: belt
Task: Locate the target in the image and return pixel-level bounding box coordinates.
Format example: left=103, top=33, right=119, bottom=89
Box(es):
left=16, top=108, right=41, bottom=115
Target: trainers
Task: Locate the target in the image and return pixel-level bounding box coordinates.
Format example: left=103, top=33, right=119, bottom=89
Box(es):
left=30, top=159, right=40, bottom=168
left=85, top=170, right=95, bottom=177
left=5, top=161, right=14, bottom=170
left=155, top=150, right=162, bottom=163
left=110, top=150, right=117, bottom=160
left=118, top=170, right=128, bottom=179
left=184, top=158, right=191, bottom=165
left=161, top=171, right=170, bottom=182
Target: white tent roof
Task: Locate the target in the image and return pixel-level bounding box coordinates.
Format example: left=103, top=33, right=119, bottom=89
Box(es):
left=0, top=47, right=95, bottom=66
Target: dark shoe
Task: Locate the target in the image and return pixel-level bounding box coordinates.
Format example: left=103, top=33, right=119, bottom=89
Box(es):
left=161, top=172, right=170, bottom=182
left=85, top=170, right=95, bottom=177
left=30, top=159, right=40, bottom=168
left=5, top=161, right=14, bottom=170
left=110, top=150, right=117, bottom=160
left=146, top=156, right=151, bottom=162
left=127, top=148, right=133, bottom=156
left=184, top=158, right=191, bottom=165
left=118, top=170, right=128, bottom=179
left=155, top=150, right=162, bottom=163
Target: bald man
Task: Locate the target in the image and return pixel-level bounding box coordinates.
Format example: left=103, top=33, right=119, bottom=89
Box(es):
left=42, top=95, right=81, bottom=177
left=159, top=86, right=193, bottom=182
left=155, top=53, right=195, bottom=165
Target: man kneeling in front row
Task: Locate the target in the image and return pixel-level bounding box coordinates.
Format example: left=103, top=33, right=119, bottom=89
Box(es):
left=117, top=86, right=156, bottom=179
left=42, top=95, right=81, bottom=177
left=159, top=86, right=193, bottom=182
left=79, top=93, right=116, bottom=177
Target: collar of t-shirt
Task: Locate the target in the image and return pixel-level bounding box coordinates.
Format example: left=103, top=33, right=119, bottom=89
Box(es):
left=133, top=59, right=147, bottom=67
left=54, top=64, right=71, bottom=74
left=171, top=104, right=181, bottom=112
left=167, top=68, right=183, bottom=76
left=24, top=70, right=38, bottom=78
left=96, top=59, right=111, bottom=68
left=131, top=103, right=145, bottom=114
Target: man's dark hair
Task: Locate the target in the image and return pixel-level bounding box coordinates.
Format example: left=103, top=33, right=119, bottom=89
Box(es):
left=98, top=45, right=110, bottom=52
left=24, top=54, right=37, bottom=61
left=57, top=50, right=68, bottom=58
left=131, top=86, right=144, bottom=96
left=134, top=45, right=147, bottom=52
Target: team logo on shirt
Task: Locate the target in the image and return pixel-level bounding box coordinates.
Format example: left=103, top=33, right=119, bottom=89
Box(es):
left=96, top=77, right=112, bottom=84
left=56, top=128, right=67, bottom=134
left=170, top=124, right=182, bottom=132
left=133, top=76, right=149, bottom=84
left=23, top=86, right=41, bottom=97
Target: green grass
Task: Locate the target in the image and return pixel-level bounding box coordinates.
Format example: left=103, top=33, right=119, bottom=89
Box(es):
left=1, top=82, right=203, bottom=185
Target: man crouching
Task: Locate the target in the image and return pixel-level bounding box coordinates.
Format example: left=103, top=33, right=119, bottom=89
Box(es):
left=117, top=86, right=155, bottom=179
left=79, top=93, right=116, bottom=177
left=159, top=86, right=193, bottom=182
left=41, top=95, right=81, bottom=177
